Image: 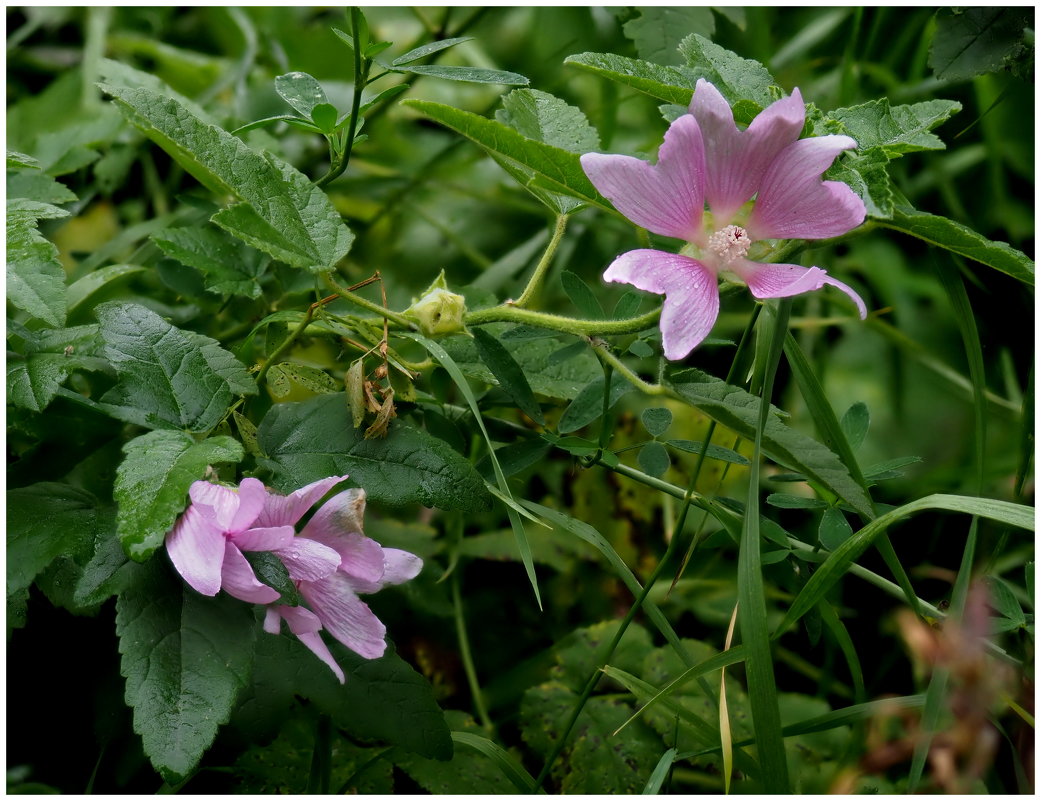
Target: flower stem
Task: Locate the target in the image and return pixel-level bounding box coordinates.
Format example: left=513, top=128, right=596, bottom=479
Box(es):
left=513, top=214, right=568, bottom=308
left=452, top=570, right=495, bottom=733
left=316, top=8, right=369, bottom=189
left=464, top=305, right=660, bottom=337
left=324, top=274, right=414, bottom=328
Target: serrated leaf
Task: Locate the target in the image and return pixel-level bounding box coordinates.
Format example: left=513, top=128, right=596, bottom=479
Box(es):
left=274, top=71, right=328, bottom=118
left=830, top=98, right=961, bottom=157
left=390, top=64, right=528, bottom=85
left=6, top=198, right=69, bottom=327
left=96, top=302, right=255, bottom=431
left=638, top=441, right=671, bottom=476
left=7, top=150, right=38, bottom=168
left=558, top=372, right=634, bottom=434
left=403, top=99, right=611, bottom=214
left=840, top=402, right=870, bottom=450
left=818, top=507, right=854, bottom=550
left=498, top=88, right=601, bottom=154
left=6, top=170, right=78, bottom=205
left=5, top=332, right=103, bottom=411
left=115, top=430, right=244, bottom=561
left=678, top=34, right=777, bottom=122
left=668, top=369, right=874, bottom=517
left=623, top=7, right=715, bottom=65
left=472, top=327, right=545, bottom=424
left=826, top=149, right=894, bottom=219
left=7, top=483, right=100, bottom=594
left=929, top=8, right=1034, bottom=80
left=152, top=226, right=265, bottom=299
left=641, top=407, right=673, bottom=437
left=984, top=575, right=1026, bottom=624
left=257, top=393, right=491, bottom=512
left=879, top=205, right=1034, bottom=286
left=101, top=83, right=353, bottom=272
left=392, top=36, right=474, bottom=66
left=564, top=51, right=697, bottom=105
left=117, top=558, right=257, bottom=782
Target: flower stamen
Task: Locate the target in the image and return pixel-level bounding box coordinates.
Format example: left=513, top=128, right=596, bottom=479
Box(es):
left=707, top=225, right=752, bottom=266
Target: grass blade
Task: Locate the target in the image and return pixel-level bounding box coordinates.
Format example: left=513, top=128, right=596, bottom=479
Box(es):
left=451, top=731, right=542, bottom=794
left=642, top=748, right=677, bottom=794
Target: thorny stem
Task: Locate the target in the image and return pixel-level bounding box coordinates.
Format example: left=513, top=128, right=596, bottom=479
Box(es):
left=513, top=214, right=568, bottom=308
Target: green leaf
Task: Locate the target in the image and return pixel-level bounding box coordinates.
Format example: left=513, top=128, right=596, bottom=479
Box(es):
left=558, top=373, right=633, bottom=434
left=766, top=493, right=828, bottom=510
left=7, top=150, right=39, bottom=169
left=818, top=507, right=854, bottom=550
left=66, top=263, right=147, bottom=313
left=560, top=270, right=604, bottom=319
left=243, top=551, right=302, bottom=606
left=638, top=441, right=671, bottom=477
left=777, top=494, right=1034, bottom=635
left=830, top=98, right=962, bottom=157
left=152, top=226, right=265, bottom=298
left=392, top=36, right=474, bottom=66
left=101, top=83, right=353, bottom=272
left=7, top=483, right=100, bottom=594
left=402, top=99, right=610, bottom=213
left=929, top=8, right=1034, bottom=80
left=498, top=88, right=601, bottom=154
left=825, top=148, right=894, bottom=219
left=839, top=402, right=870, bottom=451
left=564, top=51, right=697, bottom=105
left=270, top=363, right=339, bottom=395
left=668, top=370, right=874, bottom=518
left=390, top=64, right=528, bottom=85
left=984, top=575, right=1026, bottom=625
left=257, top=393, right=491, bottom=512
left=641, top=407, right=673, bottom=437
left=114, top=430, right=244, bottom=562
left=6, top=333, right=104, bottom=412
left=472, top=327, right=545, bottom=424
left=878, top=205, right=1034, bottom=286
left=6, top=169, right=78, bottom=205
left=96, top=302, right=255, bottom=431
left=678, top=34, right=778, bottom=121
left=623, top=7, right=715, bottom=65
left=309, top=102, right=338, bottom=133
left=450, top=729, right=540, bottom=794
left=117, top=558, right=257, bottom=782
left=643, top=748, right=678, bottom=794
left=665, top=439, right=749, bottom=465
left=274, top=71, right=328, bottom=118
left=6, top=198, right=69, bottom=327
left=862, top=455, right=922, bottom=480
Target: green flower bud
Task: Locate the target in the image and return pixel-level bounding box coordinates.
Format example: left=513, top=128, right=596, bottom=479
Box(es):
left=405, top=287, right=467, bottom=337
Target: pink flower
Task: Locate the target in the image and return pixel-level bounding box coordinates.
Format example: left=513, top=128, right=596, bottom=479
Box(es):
left=165, top=476, right=344, bottom=603
left=263, top=487, right=423, bottom=683
left=581, top=79, right=867, bottom=360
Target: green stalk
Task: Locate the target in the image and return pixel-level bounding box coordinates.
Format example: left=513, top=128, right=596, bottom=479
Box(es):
left=306, top=714, right=332, bottom=794
left=317, top=8, right=369, bottom=188
left=513, top=214, right=569, bottom=308
left=465, top=305, right=660, bottom=337
left=452, top=570, right=495, bottom=732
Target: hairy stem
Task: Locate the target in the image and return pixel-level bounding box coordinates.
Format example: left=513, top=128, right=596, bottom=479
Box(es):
left=513, top=214, right=569, bottom=308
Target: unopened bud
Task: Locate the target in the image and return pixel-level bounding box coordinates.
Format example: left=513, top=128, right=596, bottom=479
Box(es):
left=405, top=287, right=467, bottom=337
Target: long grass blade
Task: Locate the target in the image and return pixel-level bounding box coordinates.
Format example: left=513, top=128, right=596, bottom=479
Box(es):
left=720, top=602, right=739, bottom=794
left=641, top=748, right=677, bottom=795
left=451, top=731, right=543, bottom=794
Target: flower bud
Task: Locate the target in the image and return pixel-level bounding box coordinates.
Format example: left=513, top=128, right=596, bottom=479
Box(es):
left=405, top=275, right=467, bottom=337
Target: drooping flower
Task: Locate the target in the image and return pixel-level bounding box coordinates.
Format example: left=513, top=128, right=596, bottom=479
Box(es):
left=165, top=475, right=344, bottom=603
left=263, top=487, right=423, bottom=683
left=580, top=79, right=867, bottom=360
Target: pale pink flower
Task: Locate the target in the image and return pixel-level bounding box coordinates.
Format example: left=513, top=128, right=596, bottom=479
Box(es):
left=264, top=487, right=422, bottom=683
left=581, top=79, right=867, bottom=360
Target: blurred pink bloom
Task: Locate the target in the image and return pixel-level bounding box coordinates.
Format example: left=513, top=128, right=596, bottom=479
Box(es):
left=581, top=79, right=867, bottom=360
left=264, top=487, right=423, bottom=683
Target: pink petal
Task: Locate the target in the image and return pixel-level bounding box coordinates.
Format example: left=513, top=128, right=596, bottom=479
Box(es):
left=230, top=525, right=295, bottom=552
left=300, top=488, right=367, bottom=541
left=581, top=114, right=705, bottom=241
left=299, top=572, right=387, bottom=660
left=295, top=631, right=346, bottom=683
left=747, top=135, right=866, bottom=241
left=309, top=531, right=386, bottom=585
left=228, top=477, right=267, bottom=533
left=603, top=249, right=720, bottom=360
left=690, top=80, right=804, bottom=223
left=220, top=542, right=281, bottom=604
left=730, top=259, right=868, bottom=319
left=274, top=537, right=342, bottom=582
left=263, top=606, right=345, bottom=683
left=254, top=474, right=349, bottom=528
left=165, top=504, right=225, bottom=596
left=380, top=549, right=423, bottom=588
left=263, top=606, right=283, bottom=634
left=188, top=480, right=240, bottom=530
left=277, top=604, right=324, bottom=635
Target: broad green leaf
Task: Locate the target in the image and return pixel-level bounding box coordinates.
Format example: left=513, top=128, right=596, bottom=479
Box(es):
left=274, top=71, right=328, bottom=118
left=101, top=83, right=353, bottom=272
left=390, top=64, right=528, bottom=85
left=929, top=8, right=1034, bottom=80
left=472, top=327, right=545, bottom=424
left=116, top=558, right=257, bottom=782
left=641, top=407, right=673, bottom=437
left=564, top=51, right=697, bottom=105
left=72, top=516, right=132, bottom=608
left=666, top=439, right=749, bottom=465
left=98, top=57, right=216, bottom=124
left=152, top=227, right=265, bottom=298
left=6, top=198, right=69, bottom=327
left=257, top=393, right=491, bottom=512
left=6, top=169, right=78, bottom=205
left=878, top=205, right=1034, bottom=286
left=638, top=441, right=671, bottom=477
left=560, top=270, right=604, bottom=319
left=96, top=302, right=255, bottom=431
left=667, top=369, right=874, bottom=518
left=623, top=7, right=715, bottom=65
left=498, top=89, right=600, bottom=154
left=7, top=150, right=38, bottom=168
left=66, top=263, right=146, bottom=313
left=309, top=102, right=338, bottom=133
left=830, top=98, right=961, bottom=156
left=678, top=34, right=778, bottom=121
left=235, top=632, right=452, bottom=759
left=818, top=507, right=854, bottom=550
left=392, top=36, right=474, bottom=66
left=402, top=99, right=611, bottom=213
left=273, top=363, right=338, bottom=395
left=7, top=482, right=100, bottom=594
left=558, top=372, right=634, bottom=433
left=839, top=402, right=870, bottom=451
left=114, top=430, right=245, bottom=561
left=777, top=494, right=1034, bottom=635
left=825, top=148, right=894, bottom=219
left=5, top=326, right=105, bottom=411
